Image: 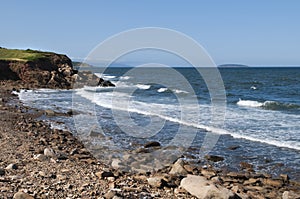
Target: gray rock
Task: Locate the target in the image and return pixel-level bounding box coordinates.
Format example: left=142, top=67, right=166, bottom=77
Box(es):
left=45, top=109, right=56, bottom=116
left=6, top=163, right=18, bottom=170
left=147, top=177, right=166, bottom=188
left=13, top=191, right=34, bottom=199
left=44, top=148, right=56, bottom=158
left=180, top=175, right=236, bottom=199
left=33, top=154, right=48, bottom=161
left=169, top=159, right=188, bottom=175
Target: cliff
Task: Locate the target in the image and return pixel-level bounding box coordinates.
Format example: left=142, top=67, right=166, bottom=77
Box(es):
left=0, top=48, right=114, bottom=89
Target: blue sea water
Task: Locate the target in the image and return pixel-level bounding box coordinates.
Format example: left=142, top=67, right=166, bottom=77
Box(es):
left=16, top=67, right=300, bottom=180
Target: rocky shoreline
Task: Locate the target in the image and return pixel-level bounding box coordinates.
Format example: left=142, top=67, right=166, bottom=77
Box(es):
left=0, top=86, right=300, bottom=199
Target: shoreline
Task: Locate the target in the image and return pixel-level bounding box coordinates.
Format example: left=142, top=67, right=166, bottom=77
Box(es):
left=1, top=85, right=300, bottom=198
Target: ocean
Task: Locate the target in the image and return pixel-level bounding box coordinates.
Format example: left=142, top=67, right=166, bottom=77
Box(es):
left=16, top=67, right=300, bottom=180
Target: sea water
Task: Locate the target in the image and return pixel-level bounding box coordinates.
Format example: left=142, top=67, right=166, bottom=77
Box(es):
left=16, top=67, right=300, bottom=180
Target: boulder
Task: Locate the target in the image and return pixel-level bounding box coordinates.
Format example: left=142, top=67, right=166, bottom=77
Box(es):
left=13, top=191, right=34, bottom=199
left=180, top=175, right=236, bottom=199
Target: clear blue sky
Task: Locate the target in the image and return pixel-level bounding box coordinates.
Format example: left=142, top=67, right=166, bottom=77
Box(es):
left=1, top=0, right=300, bottom=66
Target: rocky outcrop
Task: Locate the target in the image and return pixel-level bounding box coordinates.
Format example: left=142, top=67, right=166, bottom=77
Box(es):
left=0, top=50, right=114, bottom=89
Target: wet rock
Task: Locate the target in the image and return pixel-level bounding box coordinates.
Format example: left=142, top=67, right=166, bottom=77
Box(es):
left=169, top=159, right=188, bottom=175
left=6, top=163, right=18, bottom=170
left=0, top=168, right=5, bottom=176
left=227, top=145, right=240, bottom=150
left=44, top=109, right=56, bottom=116
left=180, top=175, right=236, bottom=199
left=13, top=191, right=34, bottom=199
left=240, top=162, right=254, bottom=171
left=144, top=141, right=161, bottom=148
left=205, top=155, right=224, bottom=162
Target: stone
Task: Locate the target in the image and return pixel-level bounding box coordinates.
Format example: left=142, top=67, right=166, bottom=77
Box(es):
left=101, top=171, right=115, bottom=178
left=144, top=141, right=161, bottom=148
left=180, top=175, right=236, bottom=199
left=205, top=155, right=224, bottom=162
left=201, top=169, right=216, bottom=178
left=243, top=178, right=259, bottom=186
left=44, top=148, right=56, bottom=158
left=282, top=191, right=300, bottom=199
left=6, top=163, right=18, bottom=170
left=263, top=178, right=283, bottom=187
left=169, top=159, right=188, bottom=175
left=33, top=154, right=48, bottom=162
left=45, top=109, right=56, bottom=116
left=227, top=145, right=240, bottom=150
left=240, top=162, right=253, bottom=170
left=147, top=177, right=165, bottom=188
left=104, top=190, right=116, bottom=199
left=13, top=191, right=34, bottom=199
left=0, top=168, right=5, bottom=176
left=280, top=174, right=289, bottom=182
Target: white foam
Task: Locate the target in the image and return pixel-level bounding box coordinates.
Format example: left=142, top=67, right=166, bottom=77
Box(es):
left=250, top=86, right=257, bottom=90
left=157, top=88, right=168, bottom=93
left=136, top=84, right=151, bottom=90
left=173, top=89, right=189, bottom=94
left=237, top=99, right=263, bottom=107
left=94, top=73, right=117, bottom=79
left=120, top=76, right=131, bottom=80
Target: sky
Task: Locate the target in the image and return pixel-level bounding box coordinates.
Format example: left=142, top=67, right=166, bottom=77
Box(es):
left=1, top=0, right=300, bottom=66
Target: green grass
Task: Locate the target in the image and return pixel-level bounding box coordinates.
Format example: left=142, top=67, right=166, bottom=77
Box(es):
left=0, top=48, right=54, bottom=62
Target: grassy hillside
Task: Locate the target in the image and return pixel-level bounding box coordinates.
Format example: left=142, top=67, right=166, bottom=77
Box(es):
left=0, top=48, right=55, bottom=62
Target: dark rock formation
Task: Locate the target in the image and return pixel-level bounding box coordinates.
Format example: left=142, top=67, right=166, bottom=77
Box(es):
left=0, top=50, right=114, bottom=89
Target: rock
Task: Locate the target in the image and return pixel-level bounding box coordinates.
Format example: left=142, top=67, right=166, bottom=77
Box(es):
left=144, top=141, right=161, bottom=148
left=240, top=162, right=254, bottom=171
left=243, top=178, right=259, bottom=186
left=0, top=168, right=5, bottom=176
left=44, top=148, right=56, bottom=157
left=6, top=163, right=18, bottom=170
left=147, top=177, right=166, bottom=188
left=13, top=191, right=34, bottom=199
left=45, top=109, right=56, bottom=116
left=104, top=190, right=116, bottom=199
left=100, top=171, right=115, bottom=178
left=33, top=154, right=48, bottom=161
left=228, top=145, right=240, bottom=150
left=205, top=155, right=224, bottom=162
left=263, top=178, right=283, bottom=187
left=201, top=169, right=216, bottom=178
left=282, top=191, right=300, bottom=199
left=169, top=159, right=188, bottom=175
left=180, top=175, right=236, bottom=199
left=280, top=174, right=289, bottom=182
